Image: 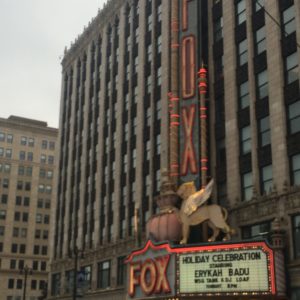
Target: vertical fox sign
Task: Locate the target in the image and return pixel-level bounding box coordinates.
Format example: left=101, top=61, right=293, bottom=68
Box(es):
left=179, top=0, right=207, bottom=186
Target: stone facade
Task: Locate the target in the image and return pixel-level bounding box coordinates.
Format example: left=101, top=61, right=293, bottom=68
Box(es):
left=0, top=116, right=58, bottom=300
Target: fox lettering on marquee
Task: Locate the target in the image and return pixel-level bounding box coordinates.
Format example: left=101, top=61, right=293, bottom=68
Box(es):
left=128, top=255, right=171, bottom=297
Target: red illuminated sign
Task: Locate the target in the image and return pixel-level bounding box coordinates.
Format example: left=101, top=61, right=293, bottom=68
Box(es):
left=128, top=255, right=171, bottom=297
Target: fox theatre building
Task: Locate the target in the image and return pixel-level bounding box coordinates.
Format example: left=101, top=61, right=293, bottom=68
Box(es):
left=126, top=0, right=288, bottom=300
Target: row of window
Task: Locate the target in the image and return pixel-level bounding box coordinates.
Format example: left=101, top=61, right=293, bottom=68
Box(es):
left=0, top=164, right=11, bottom=173
left=0, top=226, right=49, bottom=240
left=8, top=278, right=46, bottom=291
left=241, top=153, right=300, bottom=201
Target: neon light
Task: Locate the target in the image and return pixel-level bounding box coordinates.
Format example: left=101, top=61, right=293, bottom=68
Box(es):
left=181, top=36, right=196, bottom=99
left=181, top=105, right=197, bottom=175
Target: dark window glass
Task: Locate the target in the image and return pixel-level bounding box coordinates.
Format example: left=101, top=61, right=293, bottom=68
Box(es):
left=260, top=164, right=273, bottom=193
left=258, top=116, right=271, bottom=147
left=242, top=221, right=270, bottom=240
left=256, top=69, right=268, bottom=100
left=97, top=260, right=111, bottom=289
left=285, top=52, right=299, bottom=85
left=288, top=101, right=300, bottom=134
left=254, top=26, right=266, bottom=55
left=236, top=0, right=246, bottom=25
left=282, top=5, right=296, bottom=36
left=242, top=172, right=253, bottom=201
left=117, top=256, right=126, bottom=286
left=293, top=215, right=300, bottom=259
left=238, top=39, right=248, bottom=66
left=291, top=153, right=300, bottom=186
left=214, top=17, right=223, bottom=42
left=240, top=125, right=251, bottom=154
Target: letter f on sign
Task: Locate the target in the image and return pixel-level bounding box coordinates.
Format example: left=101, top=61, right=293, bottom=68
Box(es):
left=129, top=262, right=141, bottom=297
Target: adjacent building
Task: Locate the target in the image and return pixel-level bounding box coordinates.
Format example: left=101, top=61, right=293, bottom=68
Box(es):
left=50, top=0, right=300, bottom=299
left=0, top=116, right=58, bottom=300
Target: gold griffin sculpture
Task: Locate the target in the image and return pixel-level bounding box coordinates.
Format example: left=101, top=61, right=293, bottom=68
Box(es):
left=176, top=179, right=235, bottom=244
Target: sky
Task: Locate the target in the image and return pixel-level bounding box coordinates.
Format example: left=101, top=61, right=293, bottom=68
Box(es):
left=0, top=0, right=106, bottom=128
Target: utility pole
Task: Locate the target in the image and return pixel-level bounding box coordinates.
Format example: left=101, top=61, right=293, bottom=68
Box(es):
left=20, top=265, right=32, bottom=300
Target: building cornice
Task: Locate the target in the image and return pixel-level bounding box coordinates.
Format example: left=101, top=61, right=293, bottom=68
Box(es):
left=61, top=0, right=130, bottom=69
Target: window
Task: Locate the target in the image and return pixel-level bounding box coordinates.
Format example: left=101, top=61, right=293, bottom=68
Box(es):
left=293, top=215, right=300, bottom=258
left=39, top=169, right=46, bottom=178
left=13, top=227, right=19, bottom=237
left=40, top=155, right=46, bottom=164
left=43, top=230, right=49, bottom=239
left=285, top=52, right=299, bottom=85
left=0, top=210, right=6, bottom=220
left=157, top=35, right=162, bottom=54
left=21, top=228, right=27, bottom=238
left=45, top=185, right=52, bottom=194
left=4, top=164, right=11, bottom=173
left=0, top=148, right=3, bottom=157
left=18, top=166, right=25, bottom=176
left=6, top=134, right=13, bottom=143
left=282, top=5, right=296, bottom=36
left=25, top=182, right=31, bottom=191
left=26, top=167, right=32, bottom=177
left=288, top=100, right=300, bottom=134
left=45, top=199, right=51, bottom=209
left=42, top=246, right=48, bottom=255
left=242, top=222, right=270, bottom=240
left=39, top=184, right=45, bottom=193
left=14, top=212, right=20, bottom=221
left=37, top=199, right=43, bottom=208
left=254, top=0, right=264, bottom=12
left=19, top=151, right=26, bottom=160
left=10, top=259, right=16, bottom=269
left=254, top=26, right=266, bottom=55
left=8, top=279, right=14, bottom=289
left=36, top=214, right=42, bottom=224
left=41, top=261, right=47, bottom=271
left=261, top=165, right=273, bottom=193
left=98, top=260, right=111, bottom=288
left=291, top=154, right=300, bottom=185
left=238, top=81, right=249, bottom=109
left=147, top=14, right=153, bottom=31
left=258, top=116, right=271, bottom=147
left=214, top=17, right=223, bottom=42
left=35, top=230, right=41, bottom=239
left=3, top=178, right=9, bottom=188
left=236, top=0, right=246, bottom=25
left=17, top=181, right=23, bottom=190
left=0, top=226, right=4, bottom=236
left=238, top=39, right=248, bottom=66
left=19, top=244, right=26, bottom=253
left=21, top=136, right=27, bottom=145
left=242, top=172, right=253, bottom=201
left=49, top=141, right=55, bottom=150
left=46, top=170, right=53, bottom=179
left=17, top=279, right=23, bottom=289
left=27, top=152, right=33, bottom=161
left=11, top=244, right=18, bottom=253
left=22, top=212, right=29, bottom=222
left=34, top=245, right=40, bottom=255
left=28, top=138, right=34, bottom=147
left=147, top=44, right=152, bottom=62
left=256, top=70, right=268, bottom=100
left=32, top=261, right=39, bottom=270
left=42, top=140, right=48, bottom=149
left=48, top=155, right=54, bottom=164
left=44, top=215, right=50, bottom=224
left=241, top=126, right=251, bottom=154
left=51, top=273, right=61, bottom=296
left=1, top=194, right=8, bottom=204
left=117, top=256, right=126, bottom=286
left=157, top=66, right=162, bottom=86
left=31, top=279, right=37, bottom=290
left=5, top=149, right=12, bottom=158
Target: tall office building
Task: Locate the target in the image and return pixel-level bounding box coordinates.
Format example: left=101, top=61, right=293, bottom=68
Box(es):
left=50, top=0, right=300, bottom=299
left=0, top=116, right=58, bottom=300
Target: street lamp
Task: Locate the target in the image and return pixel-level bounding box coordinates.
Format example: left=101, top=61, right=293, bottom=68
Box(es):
left=71, top=246, right=84, bottom=300
left=20, top=265, right=33, bottom=300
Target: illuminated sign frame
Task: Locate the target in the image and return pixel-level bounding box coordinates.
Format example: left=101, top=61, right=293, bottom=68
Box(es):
left=126, top=240, right=277, bottom=299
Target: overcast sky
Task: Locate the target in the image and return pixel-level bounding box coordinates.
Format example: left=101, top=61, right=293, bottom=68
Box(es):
left=0, top=0, right=106, bottom=128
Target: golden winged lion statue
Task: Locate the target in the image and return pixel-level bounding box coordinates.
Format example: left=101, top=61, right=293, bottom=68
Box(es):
left=176, top=179, right=235, bottom=244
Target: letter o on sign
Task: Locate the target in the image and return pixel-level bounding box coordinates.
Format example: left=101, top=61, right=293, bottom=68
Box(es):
left=140, top=259, right=157, bottom=295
